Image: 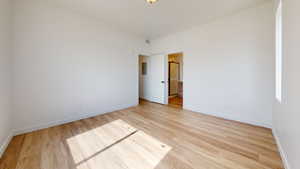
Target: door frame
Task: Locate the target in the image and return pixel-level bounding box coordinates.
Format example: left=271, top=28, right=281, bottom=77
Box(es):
left=163, top=54, right=169, bottom=105
left=167, top=52, right=184, bottom=106
left=138, top=51, right=184, bottom=106
left=138, top=53, right=169, bottom=105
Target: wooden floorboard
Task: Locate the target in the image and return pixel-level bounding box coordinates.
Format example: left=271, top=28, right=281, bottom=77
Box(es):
left=168, top=96, right=183, bottom=107
left=0, top=100, right=283, bottom=169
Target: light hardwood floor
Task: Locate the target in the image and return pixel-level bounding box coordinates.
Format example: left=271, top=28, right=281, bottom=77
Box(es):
left=0, top=100, right=283, bottom=169
left=168, top=96, right=183, bottom=107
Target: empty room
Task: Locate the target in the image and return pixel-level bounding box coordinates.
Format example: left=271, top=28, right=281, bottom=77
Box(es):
left=0, top=0, right=299, bottom=169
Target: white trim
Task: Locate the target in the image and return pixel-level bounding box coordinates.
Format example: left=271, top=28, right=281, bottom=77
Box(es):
left=1, top=104, right=137, bottom=156
left=183, top=105, right=272, bottom=128
left=272, top=129, right=291, bottom=169
left=0, top=133, right=13, bottom=158
left=13, top=103, right=137, bottom=135
left=164, top=54, right=169, bottom=105
left=168, top=95, right=177, bottom=98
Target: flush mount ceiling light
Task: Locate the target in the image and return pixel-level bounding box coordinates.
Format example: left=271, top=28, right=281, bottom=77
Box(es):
left=146, top=0, right=158, bottom=4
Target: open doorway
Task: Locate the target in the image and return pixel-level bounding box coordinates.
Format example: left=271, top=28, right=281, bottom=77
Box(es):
left=139, top=54, right=168, bottom=105
left=138, top=53, right=183, bottom=107
left=168, top=53, right=183, bottom=107
left=139, top=55, right=148, bottom=102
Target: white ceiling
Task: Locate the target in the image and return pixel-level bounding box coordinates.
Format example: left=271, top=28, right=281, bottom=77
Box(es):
left=46, top=0, right=268, bottom=39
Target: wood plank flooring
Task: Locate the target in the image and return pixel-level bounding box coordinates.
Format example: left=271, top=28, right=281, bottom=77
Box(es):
left=0, top=100, right=283, bottom=169
left=168, top=96, right=183, bottom=107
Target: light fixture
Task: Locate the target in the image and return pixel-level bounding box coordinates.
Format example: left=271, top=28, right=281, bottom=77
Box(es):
left=146, top=0, right=158, bottom=4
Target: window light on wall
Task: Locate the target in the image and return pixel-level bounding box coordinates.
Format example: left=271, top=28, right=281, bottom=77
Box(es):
left=276, top=0, right=282, bottom=102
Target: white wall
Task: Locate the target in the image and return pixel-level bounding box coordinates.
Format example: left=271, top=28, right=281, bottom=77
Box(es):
left=150, top=2, right=275, bottom=128
left=12, top=0, right=145, bottom=134
left=273, top=0, right=300, bottom=169
left=0, top=0, right=12, bottom=157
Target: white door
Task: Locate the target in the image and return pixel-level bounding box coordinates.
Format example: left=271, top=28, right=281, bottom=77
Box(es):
left=147, top=54, right=166, bottom=104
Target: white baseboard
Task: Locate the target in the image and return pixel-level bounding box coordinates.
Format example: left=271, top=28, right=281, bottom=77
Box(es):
left=272, top=129, right=291, bottom=169
left=183, top=105, right=272, bottom=128
left=0, top=133, right=13, bottom=158
left=14, top=103, right=137, bottom=135
left=168, top=95, right=177, bottom=99
left=1, top=103, right=138, bottom=157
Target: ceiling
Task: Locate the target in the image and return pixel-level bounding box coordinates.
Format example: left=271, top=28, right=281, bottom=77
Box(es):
left=45, top=0, right=268, bottom=39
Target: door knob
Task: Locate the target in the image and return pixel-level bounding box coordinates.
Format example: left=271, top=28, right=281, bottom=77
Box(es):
left=161, top=81, right=165, bottom=83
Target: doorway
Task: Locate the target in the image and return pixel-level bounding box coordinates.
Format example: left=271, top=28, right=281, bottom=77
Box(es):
left=168, top=53, right=183, bottom=107
left=138, top=54, right=168, bottom=105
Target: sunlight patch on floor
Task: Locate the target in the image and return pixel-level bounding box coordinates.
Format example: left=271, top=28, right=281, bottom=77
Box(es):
left=67, top=119, right=171, bottom=169
left=67, top=119, right=137, bottom=164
